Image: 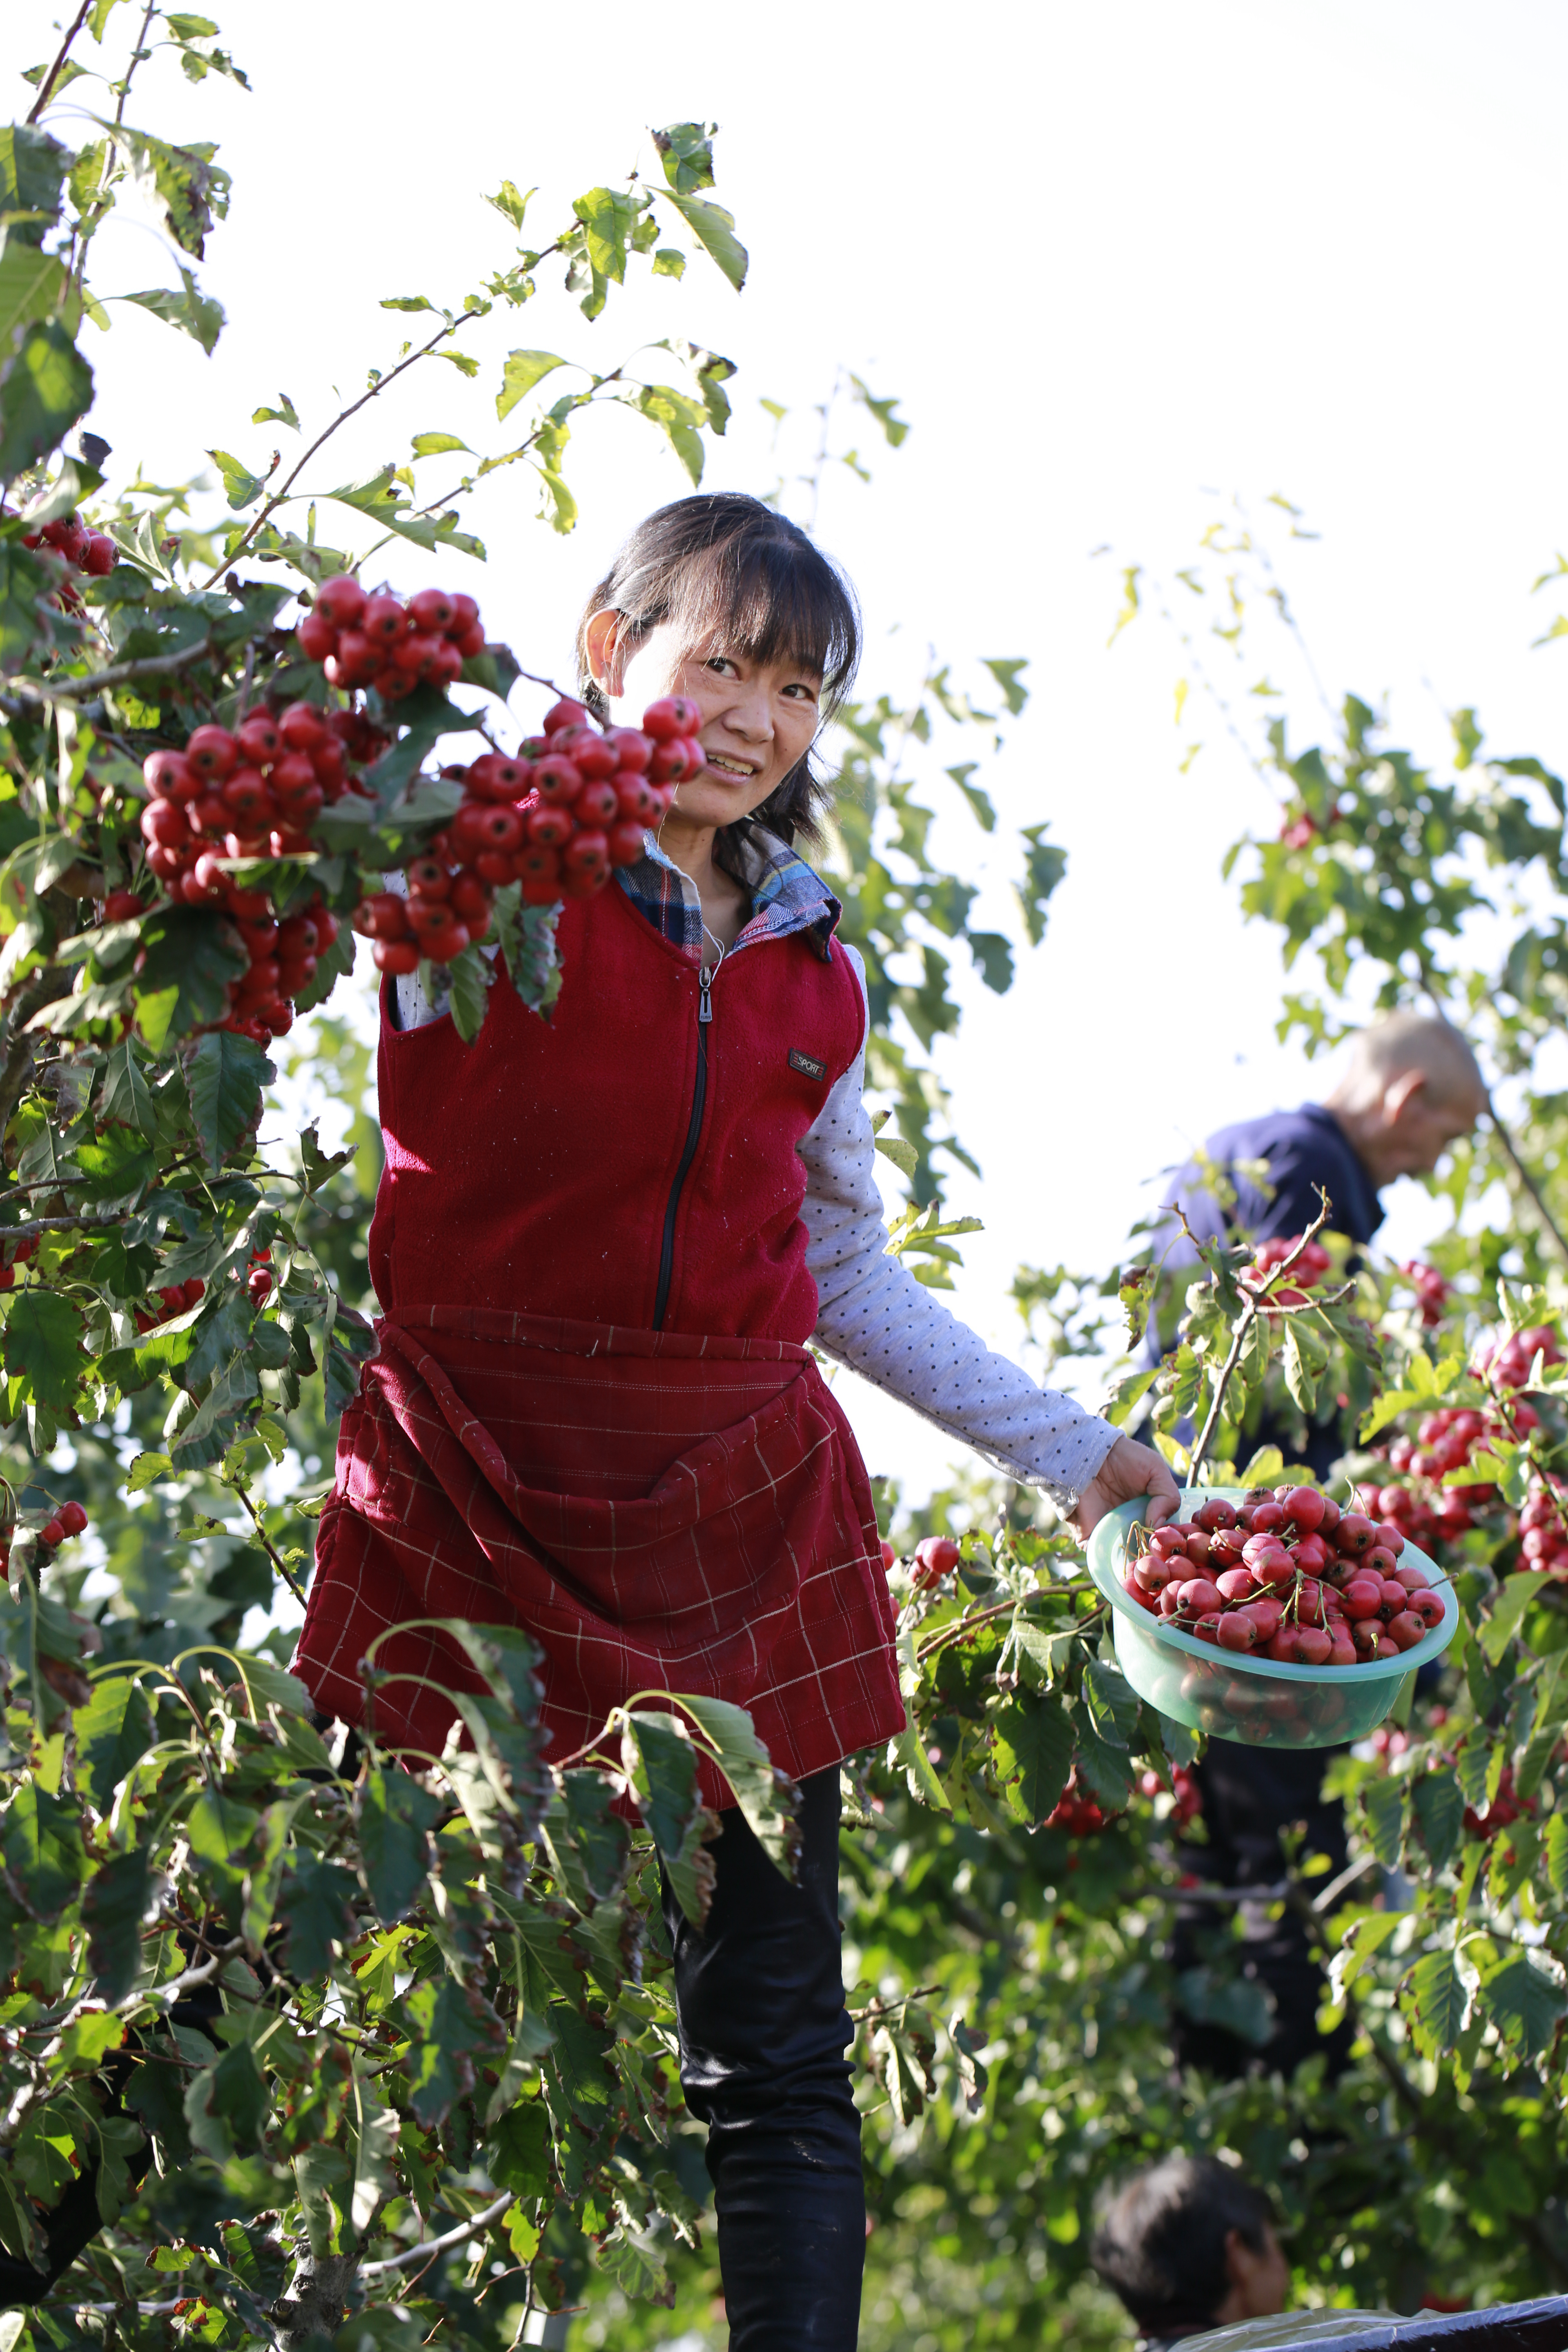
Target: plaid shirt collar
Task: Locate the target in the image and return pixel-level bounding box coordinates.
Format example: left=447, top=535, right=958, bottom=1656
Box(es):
left=615, top=822, right=842, bottom=963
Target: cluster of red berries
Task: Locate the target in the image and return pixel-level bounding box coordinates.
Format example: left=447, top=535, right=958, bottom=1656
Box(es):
left=19, top=510, right=116, bottom=576
left=1277, top=803, right=1344, bottom=850
left=352, top=693, right=704, bottom=966
left=133, top=1275, right=205, bottom=1335
left=1122, top=1485, right=1443, bottom=1666
left=1402, top=1259, right=1451, bottom=1329
left=1047, top=1765, right=1114, bottom=1836
left=296, top=575, right=485, bottom=702
left=1514, top=1480, right=1568, bottom=1577
left=910, top=1534, right=962, bottom=1592
left=136, top=711, right=349, bottom=1040
left=247, top=1247, right=274, bottom=1307
left=1241, top=1230, right=1332, bottom=1307
left=0, top=1490, right=91, bottom=1571
left=1476, top=1321, right=1564, bottom=1393
left=1461, top=1761, right=1534, bottom=1843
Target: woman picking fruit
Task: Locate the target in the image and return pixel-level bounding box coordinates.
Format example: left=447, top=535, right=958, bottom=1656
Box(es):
left=294, top=492, right=1177, bottom=2352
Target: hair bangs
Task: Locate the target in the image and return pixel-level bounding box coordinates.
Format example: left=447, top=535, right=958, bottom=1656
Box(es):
left=664, top=528, right=860, bottom=714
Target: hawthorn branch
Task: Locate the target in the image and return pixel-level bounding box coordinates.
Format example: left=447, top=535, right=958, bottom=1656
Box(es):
left=1185, top=1197, right=1336, bottom=1483
left=358, top=2190, right=512, bottom=2280
left=225, top=1474, right=307, bottom=1607
left=201, top=318, right=463, bottom=587
left=1485, top=1092, right=1568, bottom=1269
left=24, top=0, right=93, bottom=122
left=3, top=635, right=226, bottom=704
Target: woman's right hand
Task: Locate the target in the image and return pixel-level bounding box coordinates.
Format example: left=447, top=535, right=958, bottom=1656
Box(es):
left=1069, top=1434, right=1180, bottom=1538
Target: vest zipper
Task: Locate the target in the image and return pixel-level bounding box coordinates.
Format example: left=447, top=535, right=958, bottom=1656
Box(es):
left=653, top=962, right=715, bottom=1330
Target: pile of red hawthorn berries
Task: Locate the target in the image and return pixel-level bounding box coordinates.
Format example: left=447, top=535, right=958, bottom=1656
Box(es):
left=351, top=691, right=705, bottom=968
left=20, top=511, right=116, bottom=576
left=133, top=1276, right=205, bottom=1334
left=1122, top=1483, right=1444, bottom=1665
left=1365, top=1319, right=1565, bottom=1574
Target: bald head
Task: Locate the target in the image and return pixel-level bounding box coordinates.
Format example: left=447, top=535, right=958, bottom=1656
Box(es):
left=1323, top=1014, right=1487, bottom=1185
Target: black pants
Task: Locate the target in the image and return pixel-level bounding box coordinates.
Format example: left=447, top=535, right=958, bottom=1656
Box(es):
left=661, top=1767, right=864, bottom=2351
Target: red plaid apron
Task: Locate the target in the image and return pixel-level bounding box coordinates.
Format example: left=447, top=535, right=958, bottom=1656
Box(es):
left=294, top=1305, right=905, bottom=1799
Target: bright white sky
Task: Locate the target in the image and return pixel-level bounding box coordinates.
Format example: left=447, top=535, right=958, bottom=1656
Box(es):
left=14, top=0, right=1568, bottom=1503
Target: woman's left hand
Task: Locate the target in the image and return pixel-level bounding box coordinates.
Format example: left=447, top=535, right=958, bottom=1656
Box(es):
left=1070, top=1434, right=1180, bottom=1537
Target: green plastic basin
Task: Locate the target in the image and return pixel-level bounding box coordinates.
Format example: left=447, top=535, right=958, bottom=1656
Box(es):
left=1087, top=1487, right=1460, bottom=1749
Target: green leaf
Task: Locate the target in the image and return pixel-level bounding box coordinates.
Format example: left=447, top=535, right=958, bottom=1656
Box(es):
left=185, top=1788, right=260, bottom=1893
left=3, top=1290, right=83, bottom=1414
left=123, top=267, right=224, bottom=354
left=1081, top=1659, right=1139, bottom=1751
left=83, top=1844, right=156, bottom=2002
left=991, top=1699, right=1074, bottom=1824
left=981, top=657, right=1029, bottom=715
left=1015, top=822, right=1068, bottom=949
left=186, top=1028, right=270, bottom=1168
left=1545, top=1810, right=1568, bottom=1899
left=1480, top=1572, right=1538, bottom=1664
left=0, top=126, right=71, bottom=246
left=945, top=763, right=996, bottom=832
left=652, top=247, right=686, bottom=279
left=632, top=382, right=708, bottom=484
left=1478, top=1953, right=1568, bottom=2060
left=889, top=1718, right=950, bottom=1812
left=623, top=1711, right=717, bottom=1927
left=402, top=1976, right=507, bottom=2128
left=0, top=543, right=52, bottom=669
left=276, top=1856, right=357, bottom=1979
left=652, top=121, right=717, bottom=195
left=660, top=187, right=748, bottom=292
left=489, top=2100, right=551, bottom=2197
left=411, top=430, right=472, bottom=456
left=675, top=1694, right=800, bottom=1879
left=325, top=466, right=483, bottom=559
left=496, top=348, right=566, bottom=421
left=186, top=2042, right=267, bottom=2159
left=485, top=179, right=534, bottom=229
left=1362, top=1774, right=1407, bottom=1869
left=356, top=1767, right=443, bottom=1924
left=74, top=1675, right=156, bottom=1811
left=0, top=245, right=70, bottom=339
left=381, top=293, right=435, bottom=312
left=207, top=446, right=266, bottom=508
left=1411, top=1769, right=1465, bottom=1873
left=99, top=1037, right=158, bottom=1141
left=134, top=905, right=247, bottom=1042
left=0, top=317, right=93, bottom=479
left=251, top=392, right=298, bottom=430
left=545, top=1996, right=617, bottom=2125
left=494, top=889, right=562, bottom=1015
left=445, top=942, right=492, bottom=1043
left=544, top=1771, right=633, bottom=1915
left=105, top=124, right=231, bottom=258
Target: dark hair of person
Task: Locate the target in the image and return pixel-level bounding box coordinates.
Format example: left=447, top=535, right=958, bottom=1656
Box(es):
left=575, top=492, right=860, bottom=864
left=1089, top=2156, right=1274, bottom=2338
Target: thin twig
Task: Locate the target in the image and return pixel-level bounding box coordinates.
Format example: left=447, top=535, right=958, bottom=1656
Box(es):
left=1187, top=1196, right=1334, bottom=1481
left=225, top=1475, right=307, bottom=1607
left=201, top=320, right=461, bottom=587
left=4, top=635, right=224, bottom=704
left=359, top=2191, right=512, bottom=2279
left=25, top=0, right=93, bottom=122
left=114, top=0, right=158, bottom=128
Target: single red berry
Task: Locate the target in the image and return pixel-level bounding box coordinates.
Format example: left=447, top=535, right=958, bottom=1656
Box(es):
left=544, top=697, right=590, bottom=735
left=81, top=532, right=116, bottom=577
left=58, top=1501, right=87, bottom=1536
left=526, top=804, right=573, bottom=849
left=407, top=897, right=459, bottom=941
left=475, top=806, right=523, bottom=853
left=296, top=610, right=337, bottom=662
left=449, top=872, right=491, bottom=924
left=607, top=820, right=647, bottom=867
left=563, top=830, right=609, bottom=878
left=406, top=857, right=451, bottom=901
left=447, top=592, right=481, bottom=637
left=181, top=1278, right=206, bottom=1309
left=38, top=1518, right=64, bottom=1547
left=408, top=586, right=457, bottom=633
left=102, top=889, right=143, bottom=924
left=141, top=800, right=191, bottom=849
left=222, top=769, right=272, bottom=824
left=532, top=755, right=582, bottom=806
left=247, top=1265, right=274, bottom=1306
left=642, top=695, right=701, bottom=743
left=575, top=778, right=619, bottom=828
left=607, top=728, right=653, bottom=773
left=649, top=737, right=697, bottom=784
left=234, top=713, right=281, bottom=766
left=279, top=701, right=330, bottom=753
left=315, top=575, right=367, bottom=629
left=361, top=593, right=409, bottom=647
left=372, top=938, right=420, bottom=973
left=143, top=748, right=196, bottom=801
left=186, top=725, right=238, bottom=781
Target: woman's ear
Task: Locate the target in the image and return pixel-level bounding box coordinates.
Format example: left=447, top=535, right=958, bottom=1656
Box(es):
left=584, top=608, right=628, bottom=699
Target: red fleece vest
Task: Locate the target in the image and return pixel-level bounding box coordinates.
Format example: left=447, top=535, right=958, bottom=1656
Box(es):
left=369, top=881, right=866, bottom=1341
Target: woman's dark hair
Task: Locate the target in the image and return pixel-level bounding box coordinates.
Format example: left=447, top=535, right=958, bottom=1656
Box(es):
left=1089, top=2156, right=1274, bottom=2336
left=575, top=492, right=860, bottom=853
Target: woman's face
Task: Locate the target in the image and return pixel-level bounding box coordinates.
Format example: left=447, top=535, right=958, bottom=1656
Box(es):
left=588, top=613, right=822, bottom=830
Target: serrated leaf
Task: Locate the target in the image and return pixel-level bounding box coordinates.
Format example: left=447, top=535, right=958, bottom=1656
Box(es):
left=445, top=942, right=492, bottom=1042
left=675, top=1693, right=800, bottom=1878
left=661, top=187, right=748, bottom=291
left=623, top=1711, right=717, bottom=1927
left=1082, top=1659, right=1138, bottom=1751
left=99, top=1037, right=157, bottom=1141
left=276, top=1855, right=358, bottom=1978
left=411, top=430, right=472, bottom=456
left=1406, top=1949, right=1466, bottom=2058
left=206, top=445, right=266, bottom=508
left=251, top=392, right=298, bottom=430
left=123, top=266, right=223, bottom=354
left=1479, top=1953, right=1568, bottom=2060
left=1545, top=1810, right=1568, bottom=1899
left=497, top=348, right=566, bottom=420
left=134, top=905, right=247, bottom=1041
left=74, top=1674, right=155, bottom=1812
left=991, top=1699, right=1074, bottom=1824
left=1362, top=1774, right=1406, bottom=1869
left=0, top=317, right=93, bottom=479
left=1411, top=1769, right=1465, bottom=1873
left=403, top=1977, right=506, bottom=2127
left=356, top=1767, right=442, bottom=1924
left=186, top=1027, right=270, bottom=1168
left=484, top=179, right=533, bottom=229
left=1480, top=1572, right=1538, bottom=1664
left=3, top=1289, right=84, bottom=1414
left=83, top=1844, right=156, bottom=2001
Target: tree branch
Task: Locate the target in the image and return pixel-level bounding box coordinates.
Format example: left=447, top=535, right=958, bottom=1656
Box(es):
left=4, top=635, right=225, bottom=705
left=24, top=0, right=93, bottom=122
left=358, top=2190, right=512, bottom=2280
left=200, top=319, right=461, bottom=587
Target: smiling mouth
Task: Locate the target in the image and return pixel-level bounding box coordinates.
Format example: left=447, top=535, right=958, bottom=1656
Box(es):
left=703, top=753, right=759, bottom=779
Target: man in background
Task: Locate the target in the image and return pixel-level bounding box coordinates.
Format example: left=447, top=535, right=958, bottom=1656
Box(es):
left=1146, top=1013, right=1486, bottom=2078
left=1090, top=2155, right=1289, bottom=2350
